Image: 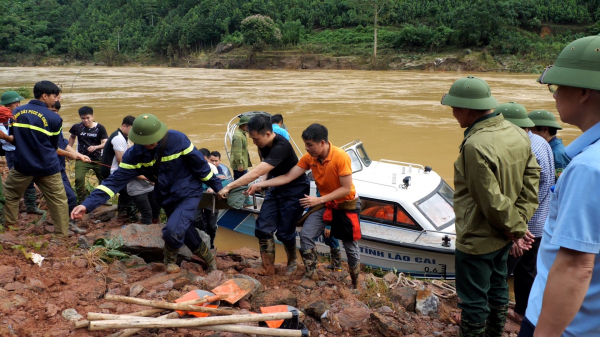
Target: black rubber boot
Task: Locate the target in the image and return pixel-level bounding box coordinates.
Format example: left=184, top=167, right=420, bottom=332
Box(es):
left=193, top=240, right=217, bottom=273
left=327, top=247, right=342, bottom=271
left=485, top=303, right=509, bottom=337
left=163, top=244, right=180, bottom=274
left=283, top=242, right=298, bottom=276
left=300, top=247, right=319, bottom=281
left=349, top=263, right=361, bottom=289
left=69, top=220, right=87, bottom=234
left=258, top=239, right=276, bottom=275
left=24, top=187, right=45, bottom=215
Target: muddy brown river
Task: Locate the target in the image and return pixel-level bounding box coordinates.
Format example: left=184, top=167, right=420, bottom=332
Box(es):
left=0, top=67, right=580, bottom=260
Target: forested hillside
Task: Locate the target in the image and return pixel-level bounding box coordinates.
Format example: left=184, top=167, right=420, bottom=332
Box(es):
left=1, top=0, right=599, bottom=70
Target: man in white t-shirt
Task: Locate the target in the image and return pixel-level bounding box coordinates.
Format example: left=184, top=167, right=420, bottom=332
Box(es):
left=100, top=116, right=136, bottom=219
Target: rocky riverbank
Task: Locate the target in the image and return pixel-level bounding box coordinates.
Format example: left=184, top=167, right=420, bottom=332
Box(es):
left=0, top=173, right=522, bottom=337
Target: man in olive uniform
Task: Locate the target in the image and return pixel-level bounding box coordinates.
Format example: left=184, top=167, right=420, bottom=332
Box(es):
left=230, top=115, right=252, bottom=180
left=72, top=114, right=222, bottom=273
left=520, top=35, right=600, bottom=337
left=441, top=76, right=540, bottom=337
left=528, top=110, right=570, bottom=181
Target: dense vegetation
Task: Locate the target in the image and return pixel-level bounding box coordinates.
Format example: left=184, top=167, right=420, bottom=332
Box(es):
left=1, top=0, right=599, bottom=68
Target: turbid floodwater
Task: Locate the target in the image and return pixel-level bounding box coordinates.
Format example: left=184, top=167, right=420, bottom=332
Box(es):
left=0, top=67, right=580, bottom=259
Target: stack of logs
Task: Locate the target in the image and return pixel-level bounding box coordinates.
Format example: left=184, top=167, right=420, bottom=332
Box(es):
left=73, top=294, right=307, bottom=337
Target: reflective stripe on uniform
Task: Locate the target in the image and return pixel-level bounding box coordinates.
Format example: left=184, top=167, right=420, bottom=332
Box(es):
left=201, top=171, right=214, bottom=181
left=162, top=143, right=194, bottom=162
left=13, top=123, right=62, bottom=136
left=120, top=143, right=195, bottom=170
left=96, top=185, right=115, bottom=198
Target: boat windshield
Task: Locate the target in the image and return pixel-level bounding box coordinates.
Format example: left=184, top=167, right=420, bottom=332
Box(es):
left=414, top=181, right=455, bottom=229
left=356, top=144, right=372, bottom=167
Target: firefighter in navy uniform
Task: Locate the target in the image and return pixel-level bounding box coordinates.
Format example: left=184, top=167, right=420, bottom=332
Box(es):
left=71, top=114, right=222, bottom=273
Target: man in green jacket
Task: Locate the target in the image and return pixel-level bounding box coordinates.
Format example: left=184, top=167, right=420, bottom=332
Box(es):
left=441, top=76, right=540, bottom=337
left=230, top=115, right=252, bottom=180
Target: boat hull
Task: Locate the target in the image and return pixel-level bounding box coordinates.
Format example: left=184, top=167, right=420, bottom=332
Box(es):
left=217, top=209, right=455, bottom=279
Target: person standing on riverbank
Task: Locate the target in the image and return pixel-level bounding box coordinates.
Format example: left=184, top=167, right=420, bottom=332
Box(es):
left=230, top=115, right=252, bottom=180
left=0, top=90, right=45, bottom=215
left=218, top=115, right=309, bottom=276
left=71, top=114, right=222, bottom=273
left=50, top=101, right=89, bottom=234
left=441, top=76, right=539, bottom=337
left=496, top=102, right=554, bottom=324
left=246, top=123, right=362, bottom=288
left=0, top=81, right=71, bottom=237
left=69, top=106, right=108, bottom=203
left=101, top=115, right=137, bottom=221
left=519, top=35, right=600, bottom=337
left=528, top=110, right=570, bottom=182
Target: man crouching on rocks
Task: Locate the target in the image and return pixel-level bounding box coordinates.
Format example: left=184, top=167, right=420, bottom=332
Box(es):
left=71, top=114, right=222, bottom=273
left=246, top=124, right=362, bottom=288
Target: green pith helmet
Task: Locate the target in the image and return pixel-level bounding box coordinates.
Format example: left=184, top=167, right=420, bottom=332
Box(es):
left=441, top=76, right=499, bottom=110
left=236, top=115, right=250, bottom=126
left=528, top=110, right=562, bottom=129
left=0, top=91, right=24, bottom=105
left=129, top=114, right=168, bottom=145
left=538, top=35, right=600, bottom=90
left=494, top=102, right=535, bottom=128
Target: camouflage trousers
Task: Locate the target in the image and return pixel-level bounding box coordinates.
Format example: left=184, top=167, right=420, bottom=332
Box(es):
left=456, top=244, right=511, bottom=337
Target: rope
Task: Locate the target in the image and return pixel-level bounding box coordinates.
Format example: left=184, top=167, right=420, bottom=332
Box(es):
left=387, top=272, right=457, bottom=299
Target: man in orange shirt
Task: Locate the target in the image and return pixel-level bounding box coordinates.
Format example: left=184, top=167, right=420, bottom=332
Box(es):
left=247, top=124, right=361, bottom=288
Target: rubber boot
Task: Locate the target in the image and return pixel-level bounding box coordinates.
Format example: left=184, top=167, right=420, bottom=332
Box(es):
left=69, top=220, right=87, bottom=234
left=193, top=240, right=217, bottom=273
left=24, top=187, right=45, bottom=215
left=258, top=239, right=276, bottom=276
left=283, top=242, right=298, bottom=276
left=326, top=247, right=342, bottom=271
left=300, top=247, right=319, bottom=281
left=485, top=303, right=508, bottom=337
left=349, top=263, right=361, bottom=289
left=163, top=244, right=180, bottom=274
left=459, top=318, right=486, bottom=337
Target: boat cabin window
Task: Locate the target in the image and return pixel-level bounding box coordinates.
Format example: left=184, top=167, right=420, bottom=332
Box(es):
left=414, top=181, right=455, bottom=229
left=346, top=150, right=363, bottom=173
left=360, top=198, right=421, bottom=230
left=355, top=144, right=371, bottom=167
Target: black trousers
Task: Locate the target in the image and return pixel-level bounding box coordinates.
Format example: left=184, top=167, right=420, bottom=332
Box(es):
left=517, top=317, right=535, bottom=337
left=194, top=208, right=218, bottom=249
left=132, top=192, right=161, bottom=224
left=506, top=237, right=542, bottom=315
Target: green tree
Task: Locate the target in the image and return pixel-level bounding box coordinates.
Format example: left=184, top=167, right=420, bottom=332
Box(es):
left=349, top=0, right=399, bottom=64
left=240, top=14, right=282, bottom=48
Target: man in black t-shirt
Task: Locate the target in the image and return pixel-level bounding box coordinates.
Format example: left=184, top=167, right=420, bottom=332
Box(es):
left=68, top=106, right=108, bottom=204
left=218, top=115, right=309, bottom=276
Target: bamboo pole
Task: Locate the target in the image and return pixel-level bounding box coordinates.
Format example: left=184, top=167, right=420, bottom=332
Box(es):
left=73, top=308, right=164, bottom=329
left=107, top=312, right=180, bottom=337
left=195, top=324, right=307, bottom=337
left=89, top=312, right=294, bottom=331
left=104, top=294, right=236, bottom=315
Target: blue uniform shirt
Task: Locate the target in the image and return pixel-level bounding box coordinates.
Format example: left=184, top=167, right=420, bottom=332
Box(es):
left=272, top=124, right=290, bottom=140
left=82, top=130, right=222, bottom=212
left=525, top=121, right=600, bottom=336
left=549, top=137, right=571, bottom=180
left=10, top=100, right=63, bottom=176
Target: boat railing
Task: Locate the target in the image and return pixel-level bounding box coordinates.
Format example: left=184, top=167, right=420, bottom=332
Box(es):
left=379, top=159, right=425, bottom=170
left=353, top=177, right=399, bottom=191
left=413, top=229, right=457, bottom=243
